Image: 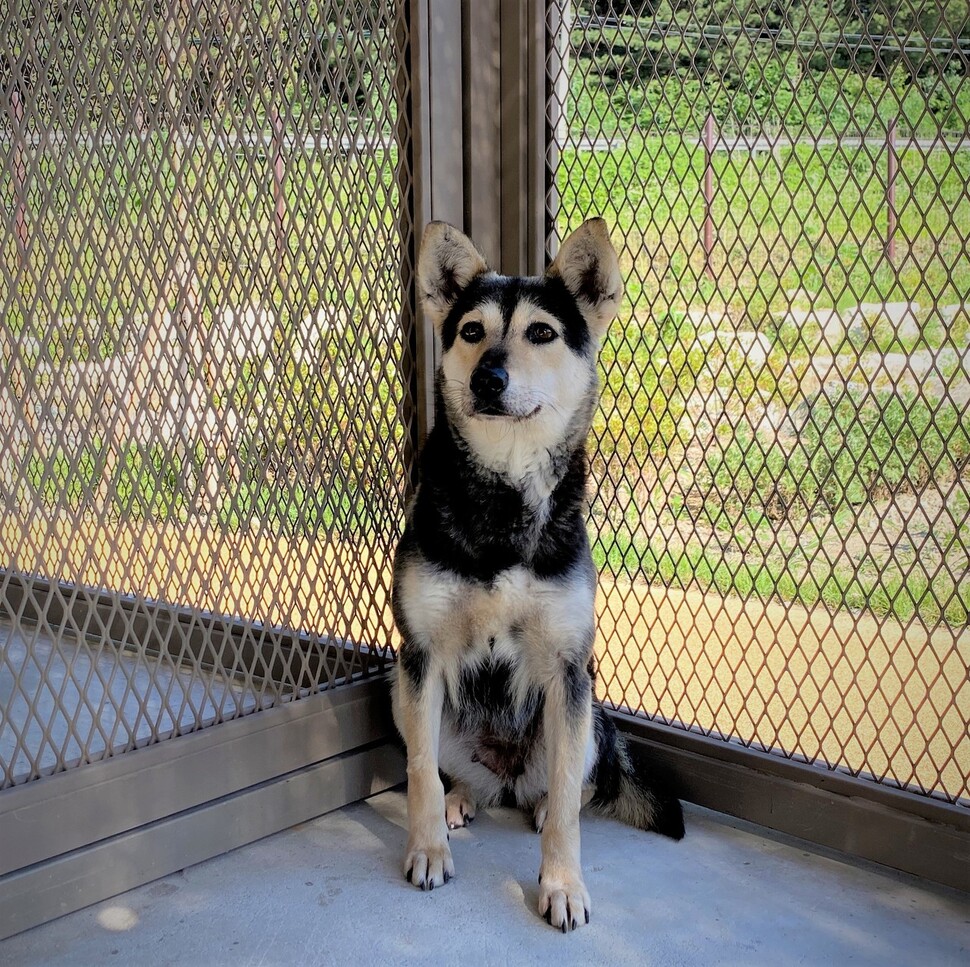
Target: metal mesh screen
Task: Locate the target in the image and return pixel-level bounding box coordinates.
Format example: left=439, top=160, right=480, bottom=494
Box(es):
left=0, top=1, right=413, bottom=788
left=548, top=1, right=969, bottom=805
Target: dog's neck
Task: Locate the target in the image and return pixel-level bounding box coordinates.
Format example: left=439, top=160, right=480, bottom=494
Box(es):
left=455, top=420, right=567, bottom=511
left=412, top=400, right=590, bottom=579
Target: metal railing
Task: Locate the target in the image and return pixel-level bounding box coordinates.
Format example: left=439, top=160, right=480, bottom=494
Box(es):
left=547, top=1, right=970, bottom=808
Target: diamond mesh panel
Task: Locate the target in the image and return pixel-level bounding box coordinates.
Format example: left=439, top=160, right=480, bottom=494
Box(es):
left=548, top=2, right=970, bottom=805
left=0, top=1, right=413, bottom=788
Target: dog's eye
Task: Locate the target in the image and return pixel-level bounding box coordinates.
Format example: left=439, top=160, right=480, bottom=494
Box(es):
left=460, top=321, right=485, bottom=344
left=526, top=322, right=557, bottom=345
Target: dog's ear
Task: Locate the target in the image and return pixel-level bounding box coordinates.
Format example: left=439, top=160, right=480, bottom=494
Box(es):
left=547, top=218, right=622, bottom=336
left=417, top=221, right=489, bottom=329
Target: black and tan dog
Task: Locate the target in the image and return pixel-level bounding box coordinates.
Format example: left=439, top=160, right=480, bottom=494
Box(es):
left=391, top=219, right=683, bottom=932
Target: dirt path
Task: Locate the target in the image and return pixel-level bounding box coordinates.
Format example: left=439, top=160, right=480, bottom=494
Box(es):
left=3, top=510, right=967, bottom=804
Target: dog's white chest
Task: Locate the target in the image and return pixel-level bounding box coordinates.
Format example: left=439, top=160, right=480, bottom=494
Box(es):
left=398, top=559, right=595, bottom=673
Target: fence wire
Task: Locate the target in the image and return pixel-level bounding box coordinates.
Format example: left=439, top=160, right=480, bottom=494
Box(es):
left=0, top=1, right=413, bottom=788
left=548, top=1, right=970, bottom=806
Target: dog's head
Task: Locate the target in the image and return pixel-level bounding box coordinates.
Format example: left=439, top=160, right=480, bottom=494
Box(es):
left=417, top=219, right=621, bottom=470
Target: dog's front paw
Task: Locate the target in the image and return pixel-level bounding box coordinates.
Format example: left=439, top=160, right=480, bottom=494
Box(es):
left=538, top=869, right=590, bottom=932
left=404, top=839, right=454, bottom=891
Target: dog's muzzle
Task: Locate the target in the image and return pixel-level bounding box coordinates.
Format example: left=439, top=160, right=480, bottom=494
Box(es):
left=470, top=359, right=509, bottom=412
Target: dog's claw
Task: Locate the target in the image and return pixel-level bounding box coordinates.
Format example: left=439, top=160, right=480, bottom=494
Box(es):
left=538, top=872, right=591, bottom=931
left=404, top=842, right=454, bottom=891
left=444, top=788, right=477, bottom=829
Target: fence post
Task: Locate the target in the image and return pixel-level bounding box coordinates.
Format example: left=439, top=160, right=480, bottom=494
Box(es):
left=703, top=112, right=715, bottom=280
left=9, top=89, right=28, bottom=266
left=270, top=102, right=286, bottom=270
left=886, top=115, right=897, bottom=263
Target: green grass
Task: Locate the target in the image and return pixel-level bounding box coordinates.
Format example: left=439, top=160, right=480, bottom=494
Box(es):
left=25, top=438, right=382, bottom=538
left=589, top=389, right=970, bottom=625
left=1, top=133, right=404, bottom=342
left=706, top=391, right=970, bottom=514
left=557, top=55, right=970, bottom=626
left=557, top=134, right=970, bottom=322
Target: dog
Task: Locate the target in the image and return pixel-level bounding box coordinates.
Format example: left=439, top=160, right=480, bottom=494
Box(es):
left=390, top=218, right=684, bottom=932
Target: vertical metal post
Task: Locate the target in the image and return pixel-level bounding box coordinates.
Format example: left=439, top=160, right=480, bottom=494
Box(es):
left=499, top=0, right=548, bottom=277
left=400, top=0, right=465, bottom=459
left=886, top=115, right=898, bottom=264
left=463, top=0, right=502, bottom=267
left=703, top=112, right=715, bottom=281
left=545, top=0, right=572, bottom=263
left=10, top=89, right=28, bottom=266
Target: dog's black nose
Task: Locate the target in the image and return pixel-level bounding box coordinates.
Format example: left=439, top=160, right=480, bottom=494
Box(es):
left=471, top=361, right=509, bottom=401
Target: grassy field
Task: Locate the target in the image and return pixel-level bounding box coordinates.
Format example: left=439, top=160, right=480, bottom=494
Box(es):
left=561, top=134, right=970, bottom=625
left=557, top=134, right=970, bottom=320
left=546, top=18, right=970, bottom=628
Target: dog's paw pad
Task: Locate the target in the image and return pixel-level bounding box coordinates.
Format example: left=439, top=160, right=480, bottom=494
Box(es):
left=538, top=874, right=590, bottom=932
left=404, top=842, right=454, bottom=891
left=445, top=790, right=477, bottom=829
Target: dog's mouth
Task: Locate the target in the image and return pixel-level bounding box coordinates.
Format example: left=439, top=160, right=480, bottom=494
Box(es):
left=471, top=403, right=541, bottom=422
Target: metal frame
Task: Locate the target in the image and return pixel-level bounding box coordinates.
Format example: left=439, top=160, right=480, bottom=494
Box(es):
left=1, top=571, right=382, bottom=702
left=543, top=0, right=970, bottom=895
left=617, top=713, right=970, bottom=893
left=1, top=0, right=418, bottom=938
left=0, top=684, right=404, bottom=937
left=462, top=0, right=548, bottom=276
left=402, top=0, right=465, bottom=446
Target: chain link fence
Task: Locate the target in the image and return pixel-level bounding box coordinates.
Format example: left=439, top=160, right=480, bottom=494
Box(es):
left=0, top=0, right=413, bottom=789
left=548, top=1, right=970, bottom=806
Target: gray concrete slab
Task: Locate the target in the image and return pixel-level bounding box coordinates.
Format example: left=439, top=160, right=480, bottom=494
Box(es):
left=2, top=791, right=967, bottom=966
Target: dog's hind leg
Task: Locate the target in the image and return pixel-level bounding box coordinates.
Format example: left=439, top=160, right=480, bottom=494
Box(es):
left=444, top=781, right=477, bottom=829
left=533, top=784, right=594, bottom=834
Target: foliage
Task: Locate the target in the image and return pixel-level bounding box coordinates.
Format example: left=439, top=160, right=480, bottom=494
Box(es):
left=0, top=1, right=396, bottom=130
left=570, top=1, right=970, bottom=136
left=704, top=391, right=970, bottom=516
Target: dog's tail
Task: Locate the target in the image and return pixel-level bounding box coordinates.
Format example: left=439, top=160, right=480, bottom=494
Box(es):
left=587, top=704, right=685, bottom=840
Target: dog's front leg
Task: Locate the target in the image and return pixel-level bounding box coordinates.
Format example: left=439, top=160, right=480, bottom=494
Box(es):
left=397, top=650, right=453, bottom=890
left=538, top=656, right=593, bottom=931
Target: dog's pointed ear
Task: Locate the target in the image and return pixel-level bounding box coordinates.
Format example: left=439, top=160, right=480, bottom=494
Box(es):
left=417, top=221, right=489, bottom=329
left=547, top=218, right=622, bottom=336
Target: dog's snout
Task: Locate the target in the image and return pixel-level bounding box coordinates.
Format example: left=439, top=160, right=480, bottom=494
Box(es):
left=471, top=360, right=509, bottom=401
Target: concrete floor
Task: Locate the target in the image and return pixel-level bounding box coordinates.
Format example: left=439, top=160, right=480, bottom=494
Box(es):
left=2, top=791, right=968, bottom=967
